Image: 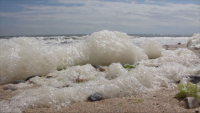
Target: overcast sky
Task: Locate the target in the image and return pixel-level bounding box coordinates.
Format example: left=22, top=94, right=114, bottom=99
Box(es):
left=0, top=0, right=199, bottom=36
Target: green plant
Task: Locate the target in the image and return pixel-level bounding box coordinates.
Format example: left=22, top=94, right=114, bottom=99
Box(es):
left=128, top=98, right=144, bottom=103
left=57, top=68, right=66, bottom=71
left=123, top=63, right=139, bottom=69
left=175, top=82, right=200, bottom=101
left=195, top=70, right=200, bottom=75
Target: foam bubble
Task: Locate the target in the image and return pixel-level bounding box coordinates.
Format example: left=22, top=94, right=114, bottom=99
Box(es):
left=140, top=40, right=163, bottom=59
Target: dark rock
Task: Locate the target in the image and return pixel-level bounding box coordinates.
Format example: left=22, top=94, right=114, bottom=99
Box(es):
left=88, top=93, right=103, bottom=101
left=46, top=76, right=52, bottom=78
left=175, top=80, right=180, bottom=84
left=92, top=65, right=98, bottom=69
left=25, top=75, right=41, bottom=81
left=13, top=80, right=25, bottom=84
left=3, top=84, right=17, bottom=90
left=188, top=75, right=200, bottom=84
left=165, top=45, right=169, bottom=50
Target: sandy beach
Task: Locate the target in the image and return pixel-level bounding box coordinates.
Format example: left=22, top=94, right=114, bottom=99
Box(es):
left=1, top=44, right=200, bottom=113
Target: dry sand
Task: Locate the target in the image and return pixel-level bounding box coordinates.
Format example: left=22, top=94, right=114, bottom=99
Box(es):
left=1, top=44, right=200, bottom=113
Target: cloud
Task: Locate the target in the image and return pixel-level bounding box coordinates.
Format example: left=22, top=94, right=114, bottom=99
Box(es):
left=0, top=0, right=199, bottom=35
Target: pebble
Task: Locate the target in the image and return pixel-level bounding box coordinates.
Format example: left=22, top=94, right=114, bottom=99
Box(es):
left=88, top=93, right=103, bottom=101
left=13, top=80, right=25, bottom=84
left=188, top=75, right=200, bottom=84
left=25, top=75, right=40, bottom=81
left=180, top=97, right=199, bottom=109
left=98, top=66, right=105, bottom=71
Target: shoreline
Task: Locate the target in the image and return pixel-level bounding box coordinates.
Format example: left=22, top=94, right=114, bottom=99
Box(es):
left=0, top=44, right=200, bottom=113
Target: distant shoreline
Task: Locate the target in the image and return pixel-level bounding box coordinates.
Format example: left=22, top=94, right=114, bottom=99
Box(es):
left=0, top=34, right=193, bottom=38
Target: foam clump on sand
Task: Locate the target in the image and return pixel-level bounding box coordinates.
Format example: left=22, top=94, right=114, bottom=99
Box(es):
left=85, top=30, right=148, bottom=65
left=0, top=38, right=58, bottom=84
left=140, top=40, right=163, bottom=59
left=0, top=37, right=87, bottom=85
left=187, top=33, right=200, bottom=48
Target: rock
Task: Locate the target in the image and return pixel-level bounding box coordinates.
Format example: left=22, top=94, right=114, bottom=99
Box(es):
left=92, top=65, right=98, bottom=69
left=25, top=75, right=41, bottom=81
left=165, top=45, right=169, bottom=50
left=180, top=97, right=199, bottom=109
left=3, top=84, right=17, bottom=90
left=188, top=75, right=200, bottom=84
left=98, top=66, right=105, bottom=71
left=88, top=93, right=103, bottom=101
left=13, top=80, right=25, bottom=84
left=75, top=75, right=88, bottom=83
left=187, top=97, right=199, bottom=109
left=46, top=75, right=53, bottom=78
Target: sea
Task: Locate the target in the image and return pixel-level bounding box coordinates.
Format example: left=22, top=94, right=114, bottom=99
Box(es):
left=0, top=30, right=200, bottom=112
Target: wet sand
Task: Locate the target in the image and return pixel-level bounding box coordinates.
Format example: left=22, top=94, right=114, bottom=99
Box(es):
left=0, top=44, right=200, bottom=113
left=163, top=44, right=200, bottom=58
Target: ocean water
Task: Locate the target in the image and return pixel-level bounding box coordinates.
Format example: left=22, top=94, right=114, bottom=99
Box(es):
left=0, top=30, right=200, bottom=113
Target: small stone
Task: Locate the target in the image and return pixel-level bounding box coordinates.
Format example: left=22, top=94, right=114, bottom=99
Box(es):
left=46, top=76, right=53, bottom=78
left=98, top=67, right=105, bottom=71
left=3, top=84, right=17, bottom=90
left=88, top=93, right=103, bottom=101
left=188, top=75, right=200, bottom=84
left=25, top=75, right=40, bottom=81
left=187, top=97, right=199, bottom=109
left=92, top=65, right=98, bottom=69
left=13, top=80, right=25, bottom=84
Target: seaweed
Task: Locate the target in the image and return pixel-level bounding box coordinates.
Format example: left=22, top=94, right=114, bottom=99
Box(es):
left=57, top=68, right=66, bottom=71
left=175, top=82, right=200, bottom=101
left=128, top=98, right=144, bottom=103
left=123, top=63, right=139, bottom=69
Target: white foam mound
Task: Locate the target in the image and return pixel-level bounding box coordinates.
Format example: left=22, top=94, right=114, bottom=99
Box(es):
left=85, top=30, right=148, bottom=65
left=140, top=40, right=163, bottom=59
left=0, top=37, right=87, bottom=85
left=0, top=38, right=58, bottom=84
left=187, top=33, right=200, bottom=48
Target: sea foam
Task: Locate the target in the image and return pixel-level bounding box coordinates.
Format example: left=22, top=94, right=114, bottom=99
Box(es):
left=0, top=30, right=148, bottom=84
left=0, top=30, right=200, bottom=113
left=187, top=33, right=200, bottom=48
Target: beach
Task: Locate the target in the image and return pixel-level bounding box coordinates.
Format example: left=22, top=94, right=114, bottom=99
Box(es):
left=1, top=44, right=199, bottom=113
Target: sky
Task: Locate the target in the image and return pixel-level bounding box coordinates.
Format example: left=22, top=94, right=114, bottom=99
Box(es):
left=0, top=0, right=199, bottom=36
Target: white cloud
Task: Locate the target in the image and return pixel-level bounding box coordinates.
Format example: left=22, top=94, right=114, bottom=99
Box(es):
left=0, top=0, right=199, bottom=35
